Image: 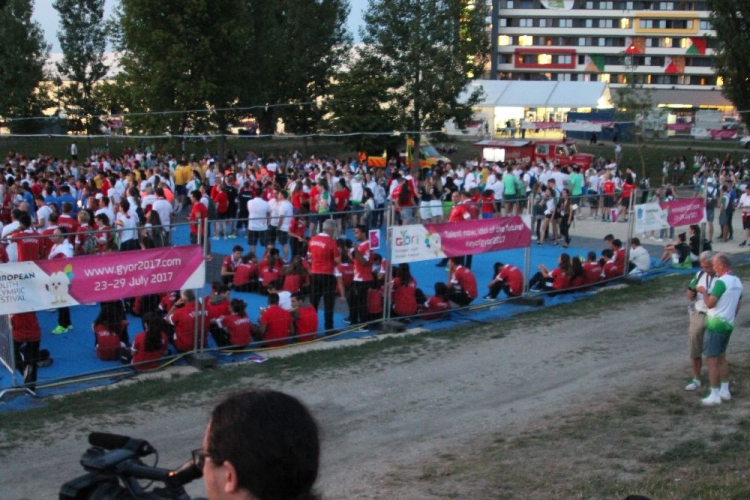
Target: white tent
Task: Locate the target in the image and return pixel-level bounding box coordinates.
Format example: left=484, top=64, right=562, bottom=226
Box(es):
left=460, top=80, right=612, bottom=109
left=454, top=80, right=613, bottom=136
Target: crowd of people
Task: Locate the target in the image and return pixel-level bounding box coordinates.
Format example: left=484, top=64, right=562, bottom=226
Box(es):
left=6, top=142, right=749, bottom=389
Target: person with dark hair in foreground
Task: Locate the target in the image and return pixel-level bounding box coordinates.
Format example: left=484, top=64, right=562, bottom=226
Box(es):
left=198, top=390, right=321, bottom=500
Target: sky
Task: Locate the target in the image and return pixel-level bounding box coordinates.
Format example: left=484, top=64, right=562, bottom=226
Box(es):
left=33, top=0, right=369, bottom=53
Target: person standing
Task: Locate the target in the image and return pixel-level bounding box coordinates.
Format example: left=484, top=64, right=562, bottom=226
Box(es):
left=49, top=229, right=74, bottom=334
left=684, top=251, right=715, bottom=392
left=247, top=188, right=270, bottom=254
left=738, top=184, right=750, bottom=247
left=69, top=141, right=78, bottom=161
left=308, top=219, right=341, bottom=332
left=348, top=225, right=373, bottom=331
left=275, top=190, right=294, bottom=262
left=696, top=253, right=743, bottom=406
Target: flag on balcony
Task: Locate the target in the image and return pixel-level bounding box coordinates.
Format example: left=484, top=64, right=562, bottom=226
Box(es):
left=625, top=37, right=645, bottom=54
left=584, top=55, right=605, bottom=73
left=664, top=56, right=685, bottom=74
left=686, top=37, right=706, bottom=55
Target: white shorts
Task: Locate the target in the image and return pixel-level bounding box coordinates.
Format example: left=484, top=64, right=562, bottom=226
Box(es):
left=430, top=199, right=443, bottom=218
left=419, top=201, right=433, bottom=220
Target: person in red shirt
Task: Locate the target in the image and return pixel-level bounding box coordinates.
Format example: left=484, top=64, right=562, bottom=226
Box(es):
left=189, top=189, right=208, bottom=245
left=485, top=262, right=524, bottom=299
left=528, top=253, right=573, bottom=295
left=391, top=263, right=418, bottom=317
left=282, top=255, right=309, bottom=295
left=57, top=202, right=79, bottom=244
left=12, top=311, right=42, bottom=390
left=436, top=190, right=475, bottom=269
left=307, top=219, right=341, bottom=331
left=130, top=312, right=168, bottom=371
left=205, top=282, right=231, bottom=322
left=617, top=174, right=635, bottom=222
left=332, top=179, right=350, bottom=234
left=346, top=225, right=374, bottom=329
left=582, top=251, right=603, bottom=285
left=291, top=293, right=318, bottom=342
left=221, top=245, right=244, bottom=285
left=167, top=289, right=210, bottom=352
left=480, top=189, right=496, bottom=219
left=212, top=183, right=229, bottom=239
left=233, top=253, right=258, bottom=292
left=258, top=293, right=293, bottom=347
left=420, top=282, right=451, bottom=320
left=213, top=299, right=254, bottom=348
left=12, top=212, right=41, bottom=262
left=447, top=257, right=478, bottom=306
left=601, top=173, right=616, bottom=222
left=259, top=247, right=284, bottom=292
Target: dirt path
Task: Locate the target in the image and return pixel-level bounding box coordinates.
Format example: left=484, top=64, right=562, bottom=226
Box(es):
left=3, top=285, right=750, bottom=499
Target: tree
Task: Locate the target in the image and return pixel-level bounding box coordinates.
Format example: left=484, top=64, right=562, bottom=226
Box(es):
left=332, top=0, right=489, bottom=171
left=709, top=0, right=750, bottom=127
left=0, top=0, right=50, bottom=132
left=242, top=0, right=351, bottom=137
left=54, top=0, right=109, bottom=137
left=111, top=0, right=251, bottom=143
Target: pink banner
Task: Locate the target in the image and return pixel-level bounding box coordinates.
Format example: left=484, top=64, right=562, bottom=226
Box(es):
left=661, top=198, right=706, bottom=228
left=710, top=129, right=738, bottom=140
left=533, top=121, right=562, bottom=130
left=35, top=245, right=205, bottom=304
left=424, top=217, right=531, bottom=257
left=667, top=123, right=692, bottom=132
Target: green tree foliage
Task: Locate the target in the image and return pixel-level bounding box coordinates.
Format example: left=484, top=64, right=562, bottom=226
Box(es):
left=54, top=0, right=109, bottom=135
left=243, top=0, right=351, bottom=136
left=709, top=0, right=750, bottom=126
left=0, top=0, right=50, bottom=132
left=330, top=0, right=489, bottom=159
left=111, top=0, right=250, bottom=136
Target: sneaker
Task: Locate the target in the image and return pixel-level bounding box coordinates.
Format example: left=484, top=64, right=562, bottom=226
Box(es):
left=66, top=325, right=73, bottom=332
left=685, top=379, right=701, bottom=391
left=228, top=234, right=236, bottom=239
left=211, top=236, right=220, bottom=240
left=353, top=326, right=369, bottom=333
left=483, top=295, right=494, bottom=300
left=342, top=317, right=351, bottom=324
left=720, top=389, right=732, bottom=401
left=740, top=241, right=747, bottom=247
left=51, top=325, right=67, bottom=334
left=37, top=358, right=53, bottom=368
left=701, top=393, right=722, bottom=406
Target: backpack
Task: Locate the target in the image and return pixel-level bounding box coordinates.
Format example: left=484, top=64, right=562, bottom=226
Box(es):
left=705, top=185, right=717, bottom=210
left=528, top=172, right=537, bottom=190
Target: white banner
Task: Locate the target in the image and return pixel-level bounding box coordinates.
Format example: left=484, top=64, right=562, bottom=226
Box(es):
left=635, top=202, right=668, bottom=233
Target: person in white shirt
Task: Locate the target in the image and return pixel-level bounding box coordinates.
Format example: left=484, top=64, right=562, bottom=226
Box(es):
left=587, top=169, right=601, bottom=219
left=247, top=192, right=270, bottom=253
left=49, top=228, right=75, bottom=334
left=94, top=194, right=116, bottom=227
left=738, top=184, right=750, bottom=247
left=34, top=195, right=52, bottom=230
left=629, top=237, right=651, bottom=274
left=275, top=190, right=294, bottom=262
left=116, top=199, right=139, bottom=251
left=151, top=187, right=173, bottom=242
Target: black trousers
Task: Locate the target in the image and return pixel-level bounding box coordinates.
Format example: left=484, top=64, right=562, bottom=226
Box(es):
left=488, top=282, right=519, bottom=299
left=14, top=340, right=39, bottom=388
left=310, top=274, right=336, bottom=331
left=58, top=307, right=71, bottom=328
left=448, top=288, right=474, bottom=307
left=348, top=280, right=373, bottom=325
left=559, top=217, right=571, bottom=244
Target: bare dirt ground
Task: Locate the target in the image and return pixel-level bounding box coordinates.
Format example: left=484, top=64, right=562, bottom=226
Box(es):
left=3, top=280, right=750, bottom=499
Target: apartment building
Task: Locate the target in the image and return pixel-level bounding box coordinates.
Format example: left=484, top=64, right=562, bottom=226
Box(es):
left=489, top=0, right=719, bottom=92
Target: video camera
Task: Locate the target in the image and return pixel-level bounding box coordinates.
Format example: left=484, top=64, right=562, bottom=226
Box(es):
left=60, top=432, right=204, bottom=500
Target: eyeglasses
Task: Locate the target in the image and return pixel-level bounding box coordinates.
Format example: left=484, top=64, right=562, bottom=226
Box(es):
left=192, top=449, right=224, bottom=469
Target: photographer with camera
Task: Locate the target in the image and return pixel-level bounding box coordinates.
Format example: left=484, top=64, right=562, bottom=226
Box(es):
left=197, top=390, right=321, bottom=500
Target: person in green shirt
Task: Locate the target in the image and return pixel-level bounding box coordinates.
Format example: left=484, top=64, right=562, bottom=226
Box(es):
left=568, top=167, right=584, bottom=216
left=696, top=253, right=744, bottom=406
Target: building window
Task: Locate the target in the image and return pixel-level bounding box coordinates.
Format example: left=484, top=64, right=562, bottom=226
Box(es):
left=663, top=37, right=672, bottom=48
left=519, top=18, right=532, bottom=27
left=599, top=73, right=611, bottom=83
left=498, top=18, right=507, bottom=27
left=586, top=19, right=593, bottom=28
left=600, top=1, right=613, bottom=8
left=700, top=20, right=712, bottom=30
left=498, top=35, right=512, bottom=46
left=559, top=18, right=572, bottom=27
left=504, top=0, right=514, bottom=7
left=538, top=54, right=552, bottom=65
left=518, top=35, right=534, bottom=46
left=600, top=19, right=613, bottom=28
left=498, top=54, right=512, bottom=64
left=556, top=54, right=572, bottom=64
left=558, top=74, right=572, bottom=81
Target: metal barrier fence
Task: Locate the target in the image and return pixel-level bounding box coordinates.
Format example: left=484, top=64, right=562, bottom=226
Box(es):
left=0, top=189, right=743, bottom=398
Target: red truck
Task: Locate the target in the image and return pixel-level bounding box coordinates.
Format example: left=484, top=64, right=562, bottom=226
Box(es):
left=475, top=139, right=595, bottom=171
